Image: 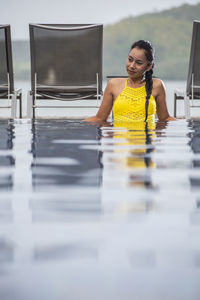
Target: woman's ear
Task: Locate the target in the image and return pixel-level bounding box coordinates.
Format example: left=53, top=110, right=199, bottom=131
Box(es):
left=146, top=63, right=153, bottom=72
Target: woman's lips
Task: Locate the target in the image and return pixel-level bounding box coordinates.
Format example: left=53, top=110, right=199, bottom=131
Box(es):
left=128, top=69, right=136, bottom=74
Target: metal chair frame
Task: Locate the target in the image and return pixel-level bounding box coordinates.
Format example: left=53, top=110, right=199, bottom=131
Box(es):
left=27, top=23, right=103, bottom=119
left=174, top=20, right=200, bottom=119
left=0, top=25, right=22, bottom=119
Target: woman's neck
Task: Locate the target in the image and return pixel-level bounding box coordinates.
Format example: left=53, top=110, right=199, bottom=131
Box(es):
left=128, top=77, right=145, bottom=87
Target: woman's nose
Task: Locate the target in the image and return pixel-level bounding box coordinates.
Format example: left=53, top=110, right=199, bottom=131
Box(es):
left=130, top=61, right=135, bottom=68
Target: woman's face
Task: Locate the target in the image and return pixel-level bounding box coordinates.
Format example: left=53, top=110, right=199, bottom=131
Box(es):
left=126, top=47, right=152, bottom=80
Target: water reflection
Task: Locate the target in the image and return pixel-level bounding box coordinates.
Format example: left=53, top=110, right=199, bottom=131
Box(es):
left=99, top=119, right=200, bottom=216
left=128, top=249, right=156, bottom=269
left=31, top=120, right=102, bottom=188
left=102, top=123, right=155, bottom=188
left=108, top=121, right=156, bottom=188
left=33, top=242, right=98, bottom=261
left=99, top=121, right=158, bottom=214
left=0, top=120, right=14, bottom=191
left=30, top=190, right=102, bottom=222
left=0, top=121, right=14, bottom=224
left=30, top=120, right=102, bottom=221
left=1, top=119, right=200, bottom=300
left=188, top=120, right=200, bottom=188
left=0, top=238, right=14, bottom=264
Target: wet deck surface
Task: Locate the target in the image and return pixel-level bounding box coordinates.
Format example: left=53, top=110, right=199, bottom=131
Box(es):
left=0, top=119, right=200, bottom=300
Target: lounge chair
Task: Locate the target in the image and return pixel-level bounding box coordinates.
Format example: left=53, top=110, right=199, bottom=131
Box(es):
left=0, top=25, right=22, bottom=119
left=174, top=20, right=200, bottom=119
left=27, top=24, right=103, bottom=119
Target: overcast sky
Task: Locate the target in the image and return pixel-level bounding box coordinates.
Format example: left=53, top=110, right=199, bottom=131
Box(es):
left=1, top=0, right=199, bottom=39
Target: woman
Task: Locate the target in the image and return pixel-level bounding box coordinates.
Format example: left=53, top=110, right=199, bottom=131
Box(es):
left=84, top=40, right=175, bottom=123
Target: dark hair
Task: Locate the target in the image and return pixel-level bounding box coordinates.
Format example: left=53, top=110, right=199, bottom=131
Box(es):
left=130, top=40, right=154, bottom=122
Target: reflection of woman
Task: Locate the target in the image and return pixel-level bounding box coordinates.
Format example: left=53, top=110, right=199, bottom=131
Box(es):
left=111, top=123, right=155, bottom=171
left=84, top=40, right=176, bottom=123
left=100, top=123, right=155, bottom=214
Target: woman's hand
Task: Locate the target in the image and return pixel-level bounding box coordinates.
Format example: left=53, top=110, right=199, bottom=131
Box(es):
left=83, top=116, right=102, bottom=122
left=165, top=116, right=177, bottom=121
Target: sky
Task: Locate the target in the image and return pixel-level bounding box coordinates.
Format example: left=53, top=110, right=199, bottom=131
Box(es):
left=1, top=0, right=199, bottom=39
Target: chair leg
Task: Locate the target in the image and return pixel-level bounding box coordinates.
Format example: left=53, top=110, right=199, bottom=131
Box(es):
left=184, top=93, right=191, bottom=120
left=19, top=92, right=22, bottom=118
left=174, top=93, right=177, bottom=117
left=33, top=92, right=36, bottom=119
left=11, top=93, right=17, bottom=119
left=27, top=91, right=33, bottom=119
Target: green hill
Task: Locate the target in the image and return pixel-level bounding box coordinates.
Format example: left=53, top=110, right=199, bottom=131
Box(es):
left=12, top=41, right=30, bottom=80
left=104, top=3, right=200, bottom=80
left=12, top=2, right=200, bottom=80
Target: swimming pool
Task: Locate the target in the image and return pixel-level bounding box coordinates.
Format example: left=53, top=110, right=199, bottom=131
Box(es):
left=0, top=119, right=200, bottom=300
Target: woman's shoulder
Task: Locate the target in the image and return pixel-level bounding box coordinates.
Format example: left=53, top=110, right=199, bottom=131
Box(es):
left=152, top=78, right=166, bottom=100
left=108, top=77, right=127, bottom=86
left=152, top=77, right=165, bottom=89
left=104, top=77, right=127, bottom=98
left=153, top=77, right=163, bottom=85
left=106, top=77, right=127, bottom=92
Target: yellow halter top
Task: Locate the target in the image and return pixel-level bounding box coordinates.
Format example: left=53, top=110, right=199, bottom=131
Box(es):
left=113, top=79, right=156, bottom=123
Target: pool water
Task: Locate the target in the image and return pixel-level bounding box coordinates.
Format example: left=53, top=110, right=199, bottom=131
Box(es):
left=0, top=119, right=200, bottom=300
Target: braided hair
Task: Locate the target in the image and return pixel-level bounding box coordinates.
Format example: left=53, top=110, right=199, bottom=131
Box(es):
left=130, top=40, right=154, bottom=122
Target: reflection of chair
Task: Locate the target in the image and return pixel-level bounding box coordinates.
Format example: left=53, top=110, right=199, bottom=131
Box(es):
left=27, top=24, right=103, bottom=119
left=174, top=20, right=200, bottom=119
left=0, top=25, right=22, bottom=118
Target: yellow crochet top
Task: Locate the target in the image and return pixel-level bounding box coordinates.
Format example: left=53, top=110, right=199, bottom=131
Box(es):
left=113, top=78, right=156, bottom=123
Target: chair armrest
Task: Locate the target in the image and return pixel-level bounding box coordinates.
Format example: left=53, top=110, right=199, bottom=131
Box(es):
left=15, top=88, right=22, bottom=94
left=174, top=89, right=185, bottom=97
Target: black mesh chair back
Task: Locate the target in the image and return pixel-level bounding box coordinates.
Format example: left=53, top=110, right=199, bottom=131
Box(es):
left=29, top=24, right=103, bottom=100
left=186, top=20, right=200, bottom=99
left=0, top=25, right=14, bottom=97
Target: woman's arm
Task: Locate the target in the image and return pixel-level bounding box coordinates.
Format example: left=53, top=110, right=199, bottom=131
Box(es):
left=154, top=79, right=176, bottom=121
left=84, top=80, right=114, bottom=122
